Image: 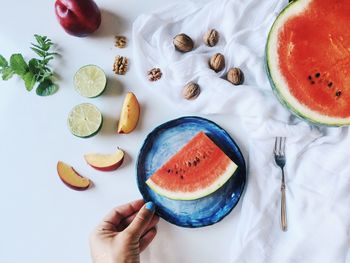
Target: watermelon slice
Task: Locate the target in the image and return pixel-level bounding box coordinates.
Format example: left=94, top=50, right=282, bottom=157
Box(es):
left=266, top=0, right=350, bottom=126
left=145, top=132, right=238, bottom=200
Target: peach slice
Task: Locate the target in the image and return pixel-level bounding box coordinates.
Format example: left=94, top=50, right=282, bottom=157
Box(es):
left=57, top=161, right=91, bottom=191
left=117, top=92, right=140, bottom=134
left=84, top=148, right=125, bottom=171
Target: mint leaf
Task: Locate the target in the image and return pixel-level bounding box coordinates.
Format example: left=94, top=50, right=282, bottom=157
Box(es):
left=23, top=71, right=36, bottom=91
left=2, top=67, right=14, bottom=80
left=10, top=54, right=28, bottom=76
left=36, top=79, right=58, bottom=96
left=47, top=52, right=59, bottom=56
left=31, top=43, right=46, bottom=51
left=41, top=57, right=54, bottom=65
left=30, top=47, right=46, bottom=58
left=0, top=55, right=8, bottom=68
left=34, top=34, right=45, bottom=46
left=28, top=58, right=40, bottom=75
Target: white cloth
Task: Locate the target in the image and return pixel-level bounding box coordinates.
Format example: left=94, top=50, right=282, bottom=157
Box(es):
left=132, top=0, right=350, bottom=262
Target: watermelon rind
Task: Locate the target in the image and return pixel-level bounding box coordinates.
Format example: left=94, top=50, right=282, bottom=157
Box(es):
left=266, top=0, right=350, bottom=126
left=145, top=161, right=238, bottom=201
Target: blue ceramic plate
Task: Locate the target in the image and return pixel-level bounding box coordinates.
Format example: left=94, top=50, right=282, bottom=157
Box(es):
left=136, top=116, right=246, bottom=228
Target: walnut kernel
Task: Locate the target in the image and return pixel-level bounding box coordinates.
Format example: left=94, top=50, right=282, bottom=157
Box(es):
left=114, top=36, right=127, bottom=48
left=113, top=56, right=128, bottom=75
left=148, top=68, right=162, bottom=82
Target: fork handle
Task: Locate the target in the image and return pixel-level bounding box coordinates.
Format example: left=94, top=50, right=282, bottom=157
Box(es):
left=281, top=180, right=287, bottom=231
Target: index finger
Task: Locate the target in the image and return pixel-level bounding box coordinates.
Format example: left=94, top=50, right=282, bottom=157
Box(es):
left=99, top=199, right=145, bottom=231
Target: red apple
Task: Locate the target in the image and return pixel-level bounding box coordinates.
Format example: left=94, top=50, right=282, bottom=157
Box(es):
left=84, top=148, right=125, bottom=171
left=57, top=161, right=91, bottom=190
left=55, top=0, right=101, bottom=37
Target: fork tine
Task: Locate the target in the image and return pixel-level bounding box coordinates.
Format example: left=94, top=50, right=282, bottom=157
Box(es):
left=274, top=137, right=279, bottom=154
left=278, top=137, right=282, bottom=156
left=281, top=137, right=286, bottom=155
left=274, top=137, right=287, bottom=156
left=275, top=137, right=281, bottom=155
left=274, top=138, right=277, bottom=153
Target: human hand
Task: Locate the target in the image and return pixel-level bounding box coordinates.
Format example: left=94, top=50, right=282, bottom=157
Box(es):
left=90, top=199, right=159, bottom=263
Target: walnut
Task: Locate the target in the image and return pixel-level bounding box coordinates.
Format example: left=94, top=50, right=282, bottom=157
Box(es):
left=227, top=67, right=244, bottom=85
left=209, top=53, right=225, bottom=72
left=114, top=36, right=127, bottom=48
left=148, top=68, right=162, bottom=81
left=203, top=29, right=219, bottom=47
left=173, top=33, right=194, bottom=52
left=113, top=56, right=128, bottom=75
left=182, top=82, right=200, bottom=100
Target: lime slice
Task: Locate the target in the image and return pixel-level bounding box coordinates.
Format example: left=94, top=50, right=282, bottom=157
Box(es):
left=74, top=65, right=107, bottom=98
left=68, top=103, right=103, bottom=138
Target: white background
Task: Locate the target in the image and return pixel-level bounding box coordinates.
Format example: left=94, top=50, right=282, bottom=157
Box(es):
left=0, top=0, right=248, bottom=262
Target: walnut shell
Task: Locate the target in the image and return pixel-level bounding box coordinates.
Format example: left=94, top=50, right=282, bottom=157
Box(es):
left=209, top=53, right=225, bottom=72
left=227, top=67, right=244, bottom=85
left=203, top=29, right=219, bottom=47
left=173, top=33, right=194, bottom=52
left=182, top=82, right=200, bottom=100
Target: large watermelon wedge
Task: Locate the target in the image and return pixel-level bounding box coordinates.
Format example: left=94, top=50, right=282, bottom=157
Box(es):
left=266, top=0, right=350, bottom=126
left=145, top=132, right=238, bottom=200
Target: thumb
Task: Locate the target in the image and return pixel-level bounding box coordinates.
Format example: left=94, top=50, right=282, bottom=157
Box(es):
left=125, top=202, right=156, bottom=238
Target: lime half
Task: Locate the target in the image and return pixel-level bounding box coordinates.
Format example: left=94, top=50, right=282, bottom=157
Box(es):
left=68, top=103, right=103, bottom=138
left=74, top=65, right=107, bottom=98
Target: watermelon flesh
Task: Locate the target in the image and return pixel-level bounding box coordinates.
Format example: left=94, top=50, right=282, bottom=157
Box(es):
left=266, top=0, right=350, bottom=126
left=146, top=132, right=238, bottom=200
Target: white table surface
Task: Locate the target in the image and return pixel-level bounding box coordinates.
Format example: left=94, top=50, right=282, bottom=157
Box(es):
left=0, top=0, right=249, bottom=262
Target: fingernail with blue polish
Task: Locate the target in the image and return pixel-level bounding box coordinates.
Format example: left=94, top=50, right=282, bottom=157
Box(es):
left=145, top=201, right=155, bottom=211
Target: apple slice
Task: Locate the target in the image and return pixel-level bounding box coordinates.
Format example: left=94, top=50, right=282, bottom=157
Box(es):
left=117, top=92, right=140, bottom=134
left=57, top=161, right=91, bottom=191
left=84, top=148, right=125, bottom=171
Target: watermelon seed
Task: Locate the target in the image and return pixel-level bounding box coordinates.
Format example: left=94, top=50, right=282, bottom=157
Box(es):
left=180, top=175, right=184, bottom=179
left=311, top=81, right=315, bottom=85
left=328, top=82, right=333, bottom=87
left=336, top=90, right=342, bottom=97
left=167, top=169, right=170, bottom=173
left=308, top=75, right=312, bottom=80
left=315, top=73, right=320, bottom=78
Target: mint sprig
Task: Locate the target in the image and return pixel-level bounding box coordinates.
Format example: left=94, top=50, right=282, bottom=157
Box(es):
left=0, top=34, right=59, bottom=96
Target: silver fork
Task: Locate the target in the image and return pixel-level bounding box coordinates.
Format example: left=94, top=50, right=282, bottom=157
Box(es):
left=274, top=137, right=287, bottom=232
